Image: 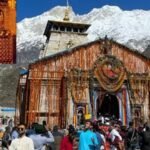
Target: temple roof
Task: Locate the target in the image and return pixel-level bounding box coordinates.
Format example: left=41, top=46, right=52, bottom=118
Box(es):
left=32, top=38, right=149, bottom=65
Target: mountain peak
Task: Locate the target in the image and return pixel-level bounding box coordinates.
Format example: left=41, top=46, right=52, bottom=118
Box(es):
left=17, top=5, right=150, bottom=63
left=101, top=5, right=122, bottom=11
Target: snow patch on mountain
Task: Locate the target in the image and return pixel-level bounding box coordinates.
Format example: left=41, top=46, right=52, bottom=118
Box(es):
left=17, top=5, right=150, bottom=63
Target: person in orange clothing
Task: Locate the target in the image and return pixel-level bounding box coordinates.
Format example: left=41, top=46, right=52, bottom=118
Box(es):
left=0, top=129, right=4, bottom=139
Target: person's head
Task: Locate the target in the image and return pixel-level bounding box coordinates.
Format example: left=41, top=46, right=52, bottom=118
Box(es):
left=129, top=121, right=133, bottom=127
left=42, top=120, right=46, bottom=126
left=121, top=125, right=127, bottom=132
left=53, top=125, right=58, bottom=132
left=63, top=129, right=69, bottom=136
left=34, top=124, right=47, bottom=135
left=144, top=122, right=148, bottom=127
left=85, top=120, right=93, bottom=130
left=5, top=126, right=11, bottom=132
left=114, top=124, right=120, bottom=131
left=93, top=123, right=99, bottom=132
left=68, top=124, right=75, bottom=134
left=12, top=126, right=18, bottom=131
left=145, top=125, right=150, bottom=131
left=17, top=123, right=26, bottom=137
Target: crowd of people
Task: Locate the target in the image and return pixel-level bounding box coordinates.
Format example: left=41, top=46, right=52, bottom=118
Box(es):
left=0, top=117, right=150, bottom=150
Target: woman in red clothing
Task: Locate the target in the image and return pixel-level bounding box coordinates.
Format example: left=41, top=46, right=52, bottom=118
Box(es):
left=60, top=134, right=73, bottom=150
left=60, top=125, right=76, bottom=150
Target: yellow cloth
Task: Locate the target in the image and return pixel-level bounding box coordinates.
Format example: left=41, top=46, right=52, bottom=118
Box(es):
left=85, top=114, right=91, bottom=120
left=0, top=131, right=4, bottom=139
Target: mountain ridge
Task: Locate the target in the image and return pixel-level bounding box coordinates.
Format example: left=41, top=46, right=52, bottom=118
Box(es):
left=17, top=5, right=150, bottom=64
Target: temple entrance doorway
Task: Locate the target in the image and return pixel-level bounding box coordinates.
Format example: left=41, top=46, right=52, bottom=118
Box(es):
left=97, top=94, right=119, bottom=119
left=76, top=105, right=86, bottom=125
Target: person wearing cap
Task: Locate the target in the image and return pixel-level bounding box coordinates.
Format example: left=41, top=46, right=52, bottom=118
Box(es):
left=79, top=120, right=98, bottom=150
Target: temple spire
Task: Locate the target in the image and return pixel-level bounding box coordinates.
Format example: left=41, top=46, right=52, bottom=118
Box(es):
left=63, top=0, right=70, bottom=21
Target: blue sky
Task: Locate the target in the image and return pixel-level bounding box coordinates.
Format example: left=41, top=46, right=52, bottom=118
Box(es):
left=17, top=0, right=150, bottom=22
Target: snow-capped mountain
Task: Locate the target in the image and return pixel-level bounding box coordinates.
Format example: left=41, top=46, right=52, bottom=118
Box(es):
left=17, top=5, right=150, bottom=63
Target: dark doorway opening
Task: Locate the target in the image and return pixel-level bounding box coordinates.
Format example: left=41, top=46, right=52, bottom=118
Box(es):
left=77, top=106, right=85, bottom=125
left=97, top=94, right=119, bottom=118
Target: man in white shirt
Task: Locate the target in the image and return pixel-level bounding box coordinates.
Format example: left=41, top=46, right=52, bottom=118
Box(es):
left=9, top=123, right=34, bottom=150
left=110, top=124, right=122, bottom=150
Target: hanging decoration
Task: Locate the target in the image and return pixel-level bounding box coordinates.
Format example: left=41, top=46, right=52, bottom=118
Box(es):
left=93, top=55, right=126, bottom=92
left=129, top=76, right=148, bottom=104
left=68, top=68, right=89, bottom=104
left=116, top=88, right=131, bottom=126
